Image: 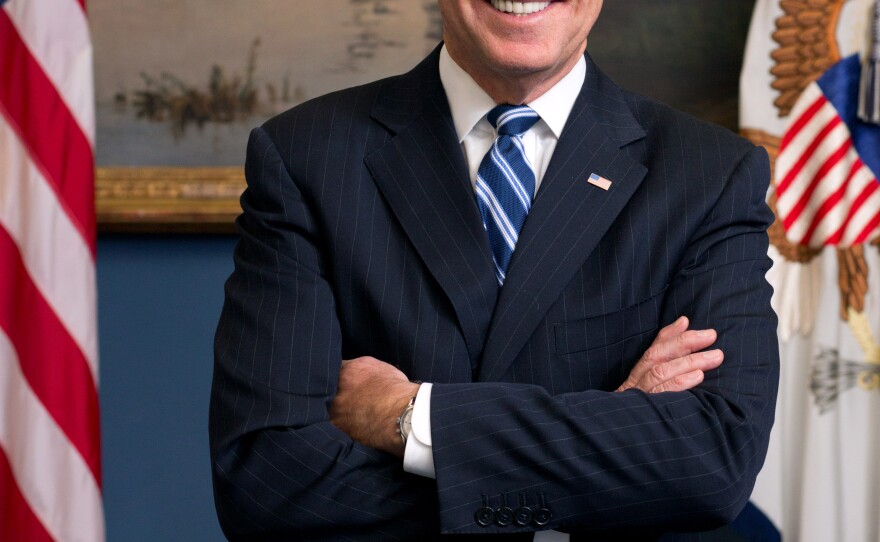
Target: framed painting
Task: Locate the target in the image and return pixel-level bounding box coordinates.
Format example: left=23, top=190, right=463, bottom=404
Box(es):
left=92, top=0, right=755, bottom=232
left=91, top=0, right=443, bottom=231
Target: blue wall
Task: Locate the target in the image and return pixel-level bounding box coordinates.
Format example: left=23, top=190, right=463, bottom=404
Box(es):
left=98, top=235, right=236, bottom=541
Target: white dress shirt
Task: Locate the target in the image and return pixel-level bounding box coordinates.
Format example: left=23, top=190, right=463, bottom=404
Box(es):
left=402, top=45, right=586, bottom=541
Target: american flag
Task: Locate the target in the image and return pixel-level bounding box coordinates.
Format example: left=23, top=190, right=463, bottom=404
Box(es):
left=0, top=0, right=103, bottom=540
left=587, top=172, right=612, bottom=191
left=775, top=54, right=880, bottom=247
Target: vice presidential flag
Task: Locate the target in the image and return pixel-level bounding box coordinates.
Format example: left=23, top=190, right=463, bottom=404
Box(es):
left=0, top=0, right=104, bottom=540
left=741, top=1, right=880, bottom=541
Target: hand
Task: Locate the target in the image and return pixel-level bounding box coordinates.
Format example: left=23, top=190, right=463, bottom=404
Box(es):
left=616, top=316, right=723, bottom=393
left=330, top=356, right=421, bottom=457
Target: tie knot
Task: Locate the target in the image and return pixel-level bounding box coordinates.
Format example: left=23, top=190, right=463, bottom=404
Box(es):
left=487, top=105, right=539, bottom=136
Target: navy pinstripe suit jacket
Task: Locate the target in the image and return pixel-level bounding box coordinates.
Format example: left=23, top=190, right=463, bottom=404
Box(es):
left=210, top=47, right=779, bottom=541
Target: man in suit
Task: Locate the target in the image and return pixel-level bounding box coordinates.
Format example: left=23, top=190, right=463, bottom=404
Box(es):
left=209, top=0, right=779, bottom=540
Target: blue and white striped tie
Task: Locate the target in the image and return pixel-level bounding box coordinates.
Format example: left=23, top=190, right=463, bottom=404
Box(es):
left=475, top=104, right=540, bottom=285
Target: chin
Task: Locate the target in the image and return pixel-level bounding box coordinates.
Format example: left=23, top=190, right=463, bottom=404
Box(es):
left=487, top=44, right=561, bottom=75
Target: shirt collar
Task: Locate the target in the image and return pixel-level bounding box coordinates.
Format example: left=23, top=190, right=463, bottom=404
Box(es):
left=439, top=44, right=586, bottom=143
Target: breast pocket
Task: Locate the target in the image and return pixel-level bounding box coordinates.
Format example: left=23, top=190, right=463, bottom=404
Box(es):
left=553, top=289, right=665, bottom=391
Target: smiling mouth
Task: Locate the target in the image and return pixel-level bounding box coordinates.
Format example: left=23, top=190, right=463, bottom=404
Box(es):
left=488, top=0, right=552, bottom=16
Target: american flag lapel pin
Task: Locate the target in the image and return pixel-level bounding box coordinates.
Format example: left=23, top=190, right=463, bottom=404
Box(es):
left=588, top=172, right=613, bottom=191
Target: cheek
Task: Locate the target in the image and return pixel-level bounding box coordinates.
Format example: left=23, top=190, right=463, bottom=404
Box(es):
left=578, top=2, right=603, bottom=37
left=441, top=9, right=479, bottom=47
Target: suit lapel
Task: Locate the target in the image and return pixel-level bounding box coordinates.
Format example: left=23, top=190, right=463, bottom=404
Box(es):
left=478, top=54, right=649, bottom=382
left=365, top=49, right=498, bottom=370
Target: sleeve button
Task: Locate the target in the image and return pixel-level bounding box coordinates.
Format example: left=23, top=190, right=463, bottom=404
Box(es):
left=475, top=507, right=495, bottom=527
left=495, top=506, right=514, bottom=526
left=534, top=508, right=552, bottom=526
left=514, top=507, right=533, bottom=526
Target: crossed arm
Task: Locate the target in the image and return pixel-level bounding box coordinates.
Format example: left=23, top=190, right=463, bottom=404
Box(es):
left=330, top=316, right=724, bottom=458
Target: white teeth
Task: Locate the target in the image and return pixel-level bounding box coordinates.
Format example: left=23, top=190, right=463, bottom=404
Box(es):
left=490, top=0, right=551, bottom=15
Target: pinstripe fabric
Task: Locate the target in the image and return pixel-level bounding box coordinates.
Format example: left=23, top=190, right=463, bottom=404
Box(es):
left=210, top=46, right=778, bottom=541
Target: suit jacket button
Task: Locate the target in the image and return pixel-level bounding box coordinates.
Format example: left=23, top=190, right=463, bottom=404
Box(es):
left=534, top=508, right=552, bottom=526
left=475, top=507, right=495, bottom=527
left=495, top=506, right=514, bottom=526
left=514, top=507, right=533, bottom=526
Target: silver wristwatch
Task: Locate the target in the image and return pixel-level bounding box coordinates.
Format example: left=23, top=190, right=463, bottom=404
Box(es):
left=396, top=395, right=417, bottom=445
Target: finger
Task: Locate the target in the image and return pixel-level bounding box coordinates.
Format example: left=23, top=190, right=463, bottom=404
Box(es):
left=656, top=315, right=688, bottom=341
left=655, top=328, right=717, bottom=362
left=639, top=328, right=717, bottom=371
left=616, top=348, right=723, bottom=393
left=626, top=318, right=699, bottom=383
left=341, top=356, right=382, bottom=367
left=651, top=369, right=705, bottom=393
left=641, top=349, right=723, bottom=391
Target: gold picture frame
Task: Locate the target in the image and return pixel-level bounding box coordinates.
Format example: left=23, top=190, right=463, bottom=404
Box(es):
left=96, top=167, right=244, bottom=233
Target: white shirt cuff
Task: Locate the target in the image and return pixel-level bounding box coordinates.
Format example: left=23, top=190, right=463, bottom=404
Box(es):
left=402, top=382, right=435, bottom=479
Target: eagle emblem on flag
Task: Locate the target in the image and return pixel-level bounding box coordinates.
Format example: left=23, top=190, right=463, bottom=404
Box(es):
left=736, top=0, right=880, bottom=537
left=741, top=0, right=880, bottom=406
left=767, top=1, right=880, bottom=409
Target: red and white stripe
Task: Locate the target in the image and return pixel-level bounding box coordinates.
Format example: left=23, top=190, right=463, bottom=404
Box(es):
left=0, top=0, right=103, bottom=539
left=775, top=83, right=880, bottom=247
